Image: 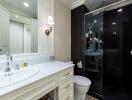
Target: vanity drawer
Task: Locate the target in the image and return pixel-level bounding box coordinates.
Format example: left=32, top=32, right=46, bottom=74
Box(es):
left=62, top=93, right=73, bottom=100
left=59, top=68, right=74, bottom=88
left=60, top=68, right=73, bottom=78
left=60, top=83, right=74, bottom=98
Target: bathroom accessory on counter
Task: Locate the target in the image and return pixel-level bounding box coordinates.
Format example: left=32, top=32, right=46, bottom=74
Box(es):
left=5, top=56, right=13, bottom=72
left=21, top=62, right=28, bottom=68
left=50, top=56, right=55, bottom=61
left=77, top=61, right=83, bottom=68
left=20, top=59, right=28, bottom=69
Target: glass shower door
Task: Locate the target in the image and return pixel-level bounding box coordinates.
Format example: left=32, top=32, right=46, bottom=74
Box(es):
left=84, top=12, right=103, bottom=96
left=84, top=12, right=103, bottom=72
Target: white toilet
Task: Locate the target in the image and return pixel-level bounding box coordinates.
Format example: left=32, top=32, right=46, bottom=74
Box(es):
left=74, top=75, right=91, bottom=100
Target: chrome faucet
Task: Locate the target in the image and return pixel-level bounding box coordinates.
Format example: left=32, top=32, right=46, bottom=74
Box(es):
left=5, top=65, right=11, bottom=72
left=5, top=56, right=13, bottom=72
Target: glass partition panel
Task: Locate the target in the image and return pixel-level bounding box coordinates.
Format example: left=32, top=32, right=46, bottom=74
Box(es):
left=84, top=12, right=103, bottom=94
left=84, top=11, right=103, bottom=71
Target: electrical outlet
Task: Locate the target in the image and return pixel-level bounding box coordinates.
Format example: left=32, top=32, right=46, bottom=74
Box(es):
left=50, top=56, right=55, bottom=61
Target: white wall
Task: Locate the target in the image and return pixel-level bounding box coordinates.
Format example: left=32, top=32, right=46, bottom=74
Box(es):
left=54, top=0, right=71, bottom=61
left=38, top=0, right=54, bottom=56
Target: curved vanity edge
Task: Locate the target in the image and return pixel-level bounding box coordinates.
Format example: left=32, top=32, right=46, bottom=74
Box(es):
left=0, top=60, right=74, bottom=97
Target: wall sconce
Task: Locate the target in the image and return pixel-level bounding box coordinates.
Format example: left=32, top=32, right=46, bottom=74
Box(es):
left=45, top=16, right=54, bottom=36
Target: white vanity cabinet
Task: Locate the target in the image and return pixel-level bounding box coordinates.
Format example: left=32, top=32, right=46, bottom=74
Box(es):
left=0, top=67, right=74, bottom=100
left=58, top=68, right=74, bottom=100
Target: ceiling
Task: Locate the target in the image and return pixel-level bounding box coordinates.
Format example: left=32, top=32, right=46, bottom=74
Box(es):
left=0, top=0, right=37, bottom=18
left=60, top=0, right=74, bottom=8
left=61, top=0, right=123, bottom=10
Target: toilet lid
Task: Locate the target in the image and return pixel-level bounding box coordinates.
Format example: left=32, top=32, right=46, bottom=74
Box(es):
left=74, top=75, right=91, bottom=87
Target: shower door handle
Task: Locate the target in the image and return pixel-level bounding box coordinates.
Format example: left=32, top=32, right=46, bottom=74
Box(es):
left=130, top=50, right=132, bottom=55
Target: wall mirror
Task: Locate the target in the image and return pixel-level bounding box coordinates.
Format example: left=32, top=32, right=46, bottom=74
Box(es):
left=0, top=0, right=38, bottom=55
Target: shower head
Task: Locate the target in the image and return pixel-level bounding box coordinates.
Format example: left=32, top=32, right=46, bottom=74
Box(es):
left=93, top=20, right=97, bottom=24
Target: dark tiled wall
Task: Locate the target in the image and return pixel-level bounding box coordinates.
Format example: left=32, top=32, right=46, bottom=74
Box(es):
left=71, top=5, right=89, bottom=75
left=103, top=4, right=132, bottom=82
left=71, top=5, right=103, bottom=99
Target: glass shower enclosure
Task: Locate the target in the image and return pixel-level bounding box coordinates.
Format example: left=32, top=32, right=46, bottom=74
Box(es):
left=84, top=11, right=103, bottom=97
left=84, top=12, right=103, bottom=72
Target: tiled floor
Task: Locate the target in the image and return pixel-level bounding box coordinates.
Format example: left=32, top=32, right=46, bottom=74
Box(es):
left=86, top=95, right=99, bottom=100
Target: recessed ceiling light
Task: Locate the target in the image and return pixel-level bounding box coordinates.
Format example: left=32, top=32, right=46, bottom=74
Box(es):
left=118, top=8, right=123, bottom=13
left=23, top=2, right=29, bottom=7
left=15, top=15, right=19, bottom=18
left=112, top=22, right=116, bottom=25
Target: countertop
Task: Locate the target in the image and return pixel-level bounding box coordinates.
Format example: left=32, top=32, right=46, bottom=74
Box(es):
left=0, top=61, right=74, bottom=96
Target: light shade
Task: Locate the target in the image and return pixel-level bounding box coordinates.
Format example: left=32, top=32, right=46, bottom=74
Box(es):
left=48, top=16, right=54, bottom=25
left=23, top=2, right=29, bottom=7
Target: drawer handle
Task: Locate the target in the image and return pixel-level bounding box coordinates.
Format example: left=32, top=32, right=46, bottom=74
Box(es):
left=63, top=73, right=72, bottom=79
left=64, top=84, right=71, bottom=89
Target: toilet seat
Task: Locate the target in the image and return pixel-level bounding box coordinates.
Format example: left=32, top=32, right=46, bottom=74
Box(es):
left=74, top=75, right=91, bottom=87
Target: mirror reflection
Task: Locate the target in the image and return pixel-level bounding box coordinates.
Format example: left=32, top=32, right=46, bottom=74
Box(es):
left=85, top=12, right=103, bottom=51
left=0, top=0, right=38, bottom=55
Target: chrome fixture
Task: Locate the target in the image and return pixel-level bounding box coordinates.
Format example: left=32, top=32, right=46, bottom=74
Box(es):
left=5, top=66, right=11, bottom=72
left=14, top=64, right=20, bottom=70
left=5, top=56, right=13, bottom=72
left=50, top=56, right=55, bottom=61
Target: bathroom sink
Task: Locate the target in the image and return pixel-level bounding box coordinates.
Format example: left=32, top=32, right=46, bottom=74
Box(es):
left=0, top=68, right=39, bottom=88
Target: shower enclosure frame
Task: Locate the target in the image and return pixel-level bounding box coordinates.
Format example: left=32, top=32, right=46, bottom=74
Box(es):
left=83, top=0, right=132, bottom=99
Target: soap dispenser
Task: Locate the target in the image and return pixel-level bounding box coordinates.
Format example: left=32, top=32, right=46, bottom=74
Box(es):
left=21, top=59, right=28, bottom=68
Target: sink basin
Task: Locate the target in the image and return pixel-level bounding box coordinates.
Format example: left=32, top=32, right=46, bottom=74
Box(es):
left=0, top=68, right=39, bottom=88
